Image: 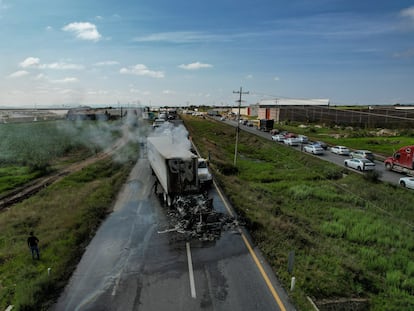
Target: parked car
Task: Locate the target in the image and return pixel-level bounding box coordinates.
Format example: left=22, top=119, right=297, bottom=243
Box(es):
left=304, top=144, right=324, bottom=155
left=314, top=141, right=328, bottom=150
left=344, top=158, right=375, bottom=171
left=284, top=137, right=301, bottom=146
left=350, top=150, right=375, bottom=162
left=330, top=145, right=350, bottom=155
left=284, top=133, right=297, bottom=139
left=271, top=134, right=286, bottom=142
left=298, top=135, right=308, bottom=144
left=399, top=177, right=414, bottom=189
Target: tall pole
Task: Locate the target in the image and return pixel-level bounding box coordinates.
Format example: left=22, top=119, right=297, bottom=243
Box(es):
left=233, top=87, right=249, bottom=166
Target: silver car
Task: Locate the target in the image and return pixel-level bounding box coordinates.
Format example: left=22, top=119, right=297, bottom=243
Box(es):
left=271, top=134, right=286, bottom=142
left=344, top=158, right=375, bottom=171
left=350, top=150, right=375, bottom=162
left=330, top=145, right=350, bottom=155
left=304, top=144, right=324, bottom=155
left=284, top=137, right=301, bottom=146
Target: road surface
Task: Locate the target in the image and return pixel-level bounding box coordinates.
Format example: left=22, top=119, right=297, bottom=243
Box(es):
left=52, top=153, right=295, bottom=310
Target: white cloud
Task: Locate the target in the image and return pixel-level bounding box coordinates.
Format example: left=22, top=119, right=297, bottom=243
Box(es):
left=120, top=64, right=164, bottom=78
left=94, top=61, right=119, bottom=66
left=34, top=73, right=47, bottom=80
left=18, top=57, right=83, bottom=70
left=8, top=70, right=29, bottom=78
left=274, top=76, right=280, bottom=81
left=62, top=22, right=102, bottom=42
left=20, top=57, right=40, bottom=68
left=51, top=77, right=78, bottom=84
left=245, top=74, right=253, bottom=79
left=129, top=88, right=150, bottom=95
left=178, top=62, right=212, bottom=70
left=133, top=31, right=229, bottom=44
left=162, top=90, right=176, bottom=94
left=40, top=62, right=84, bottom=70
left=401, top=6, right=414, bottom=20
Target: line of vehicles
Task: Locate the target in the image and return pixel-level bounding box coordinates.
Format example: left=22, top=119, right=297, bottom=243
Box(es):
left=268, top=129, right=414, bottom=189
left=221, top=116, right=414, bottom=190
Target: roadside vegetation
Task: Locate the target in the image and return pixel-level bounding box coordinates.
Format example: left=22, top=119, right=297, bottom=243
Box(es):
left=0, top=120, right=139, bottom=310
left=182, top=115, right=414, bottom=311
left=0, top=120, right=123, bottom=196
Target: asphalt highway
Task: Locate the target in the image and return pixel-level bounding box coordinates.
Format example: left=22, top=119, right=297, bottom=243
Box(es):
left=52, top=151, right=296, bottom=311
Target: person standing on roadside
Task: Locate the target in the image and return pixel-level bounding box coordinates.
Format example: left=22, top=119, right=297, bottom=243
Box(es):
left=27, top=231, right=40, bottom=260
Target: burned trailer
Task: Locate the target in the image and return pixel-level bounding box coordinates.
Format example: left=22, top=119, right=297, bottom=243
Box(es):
left=147, top=136, right=199, bottom=206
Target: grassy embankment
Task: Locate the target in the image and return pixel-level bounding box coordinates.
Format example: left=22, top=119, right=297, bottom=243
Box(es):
left=0, top=120, right=139, bottom=310
left=183, top=115, right=414, bottom=311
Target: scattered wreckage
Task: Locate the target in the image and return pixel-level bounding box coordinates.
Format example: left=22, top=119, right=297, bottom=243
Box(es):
left=158, top=194, right=240, bottom=241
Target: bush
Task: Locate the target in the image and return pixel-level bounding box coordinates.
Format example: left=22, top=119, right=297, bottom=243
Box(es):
left=363, top=170, right=382, bottom=183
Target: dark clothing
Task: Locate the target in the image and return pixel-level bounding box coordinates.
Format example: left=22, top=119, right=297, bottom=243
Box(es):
left=27, top=236, right=39, bottom=247
left=27, top=235, right=40, bottom=260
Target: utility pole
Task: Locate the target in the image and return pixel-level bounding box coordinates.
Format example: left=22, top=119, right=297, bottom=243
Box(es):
left=233, top=87, right=249, bottom=166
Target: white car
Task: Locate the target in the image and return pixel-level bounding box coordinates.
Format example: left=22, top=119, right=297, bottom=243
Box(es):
left=271, top=134, right=286, bottom=142
left=330, top=145, right=350, bottom=155
left=284, top=137, right=301, bottom=146
left=304, top=144, right=324, bottom=155
left=298, top=135, right=308, bottom=143
left=344, top=158, right=375, bottom=171
left=399, top=177, right=414, bottom=189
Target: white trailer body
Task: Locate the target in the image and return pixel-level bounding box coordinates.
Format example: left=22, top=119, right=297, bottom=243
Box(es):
left=147, top=136, right=199, bottom=202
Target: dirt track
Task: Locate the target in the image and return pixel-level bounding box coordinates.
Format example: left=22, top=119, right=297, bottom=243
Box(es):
left=0, top=139, right=125, bottom=211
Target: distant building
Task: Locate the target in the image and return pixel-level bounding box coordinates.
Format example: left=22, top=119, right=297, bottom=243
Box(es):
left=258, top=98, right=330, bottom=122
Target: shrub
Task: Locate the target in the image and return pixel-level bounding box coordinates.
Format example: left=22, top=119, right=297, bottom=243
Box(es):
left=363, top=170, right=382, bottom=183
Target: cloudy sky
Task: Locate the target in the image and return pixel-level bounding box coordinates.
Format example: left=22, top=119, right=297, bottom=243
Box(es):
left=1, top=0, right=414, bottom=108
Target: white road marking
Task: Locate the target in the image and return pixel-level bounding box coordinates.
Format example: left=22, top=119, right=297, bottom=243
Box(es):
left=186, top=242, right=197, bottom=299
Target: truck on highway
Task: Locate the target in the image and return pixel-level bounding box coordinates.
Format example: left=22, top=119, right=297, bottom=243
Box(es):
left=384, top=145, right=414, bottom=176
left=147, top=136, right=200, bottom=206
left=258, top=119, right=274, bottom=132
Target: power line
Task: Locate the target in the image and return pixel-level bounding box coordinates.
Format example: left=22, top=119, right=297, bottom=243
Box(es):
left=233, top=87, right=249, bottom=166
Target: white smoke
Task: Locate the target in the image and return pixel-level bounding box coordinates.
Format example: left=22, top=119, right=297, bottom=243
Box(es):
left=149, top=121, right=192, bottom=153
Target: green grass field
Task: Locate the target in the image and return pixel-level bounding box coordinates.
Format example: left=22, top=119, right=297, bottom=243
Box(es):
left=183, top=115, right=414, bottom=311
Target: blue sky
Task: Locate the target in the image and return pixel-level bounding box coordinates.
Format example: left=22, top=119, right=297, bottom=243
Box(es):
left=1, top=0, right=414, bottom=108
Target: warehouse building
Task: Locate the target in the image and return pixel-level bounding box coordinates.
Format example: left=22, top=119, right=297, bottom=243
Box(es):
left=258, top=98, right=330, bottom=122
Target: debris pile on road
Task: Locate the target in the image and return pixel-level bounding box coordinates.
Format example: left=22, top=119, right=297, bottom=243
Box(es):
left=158, top=194, right=239, bottom=241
